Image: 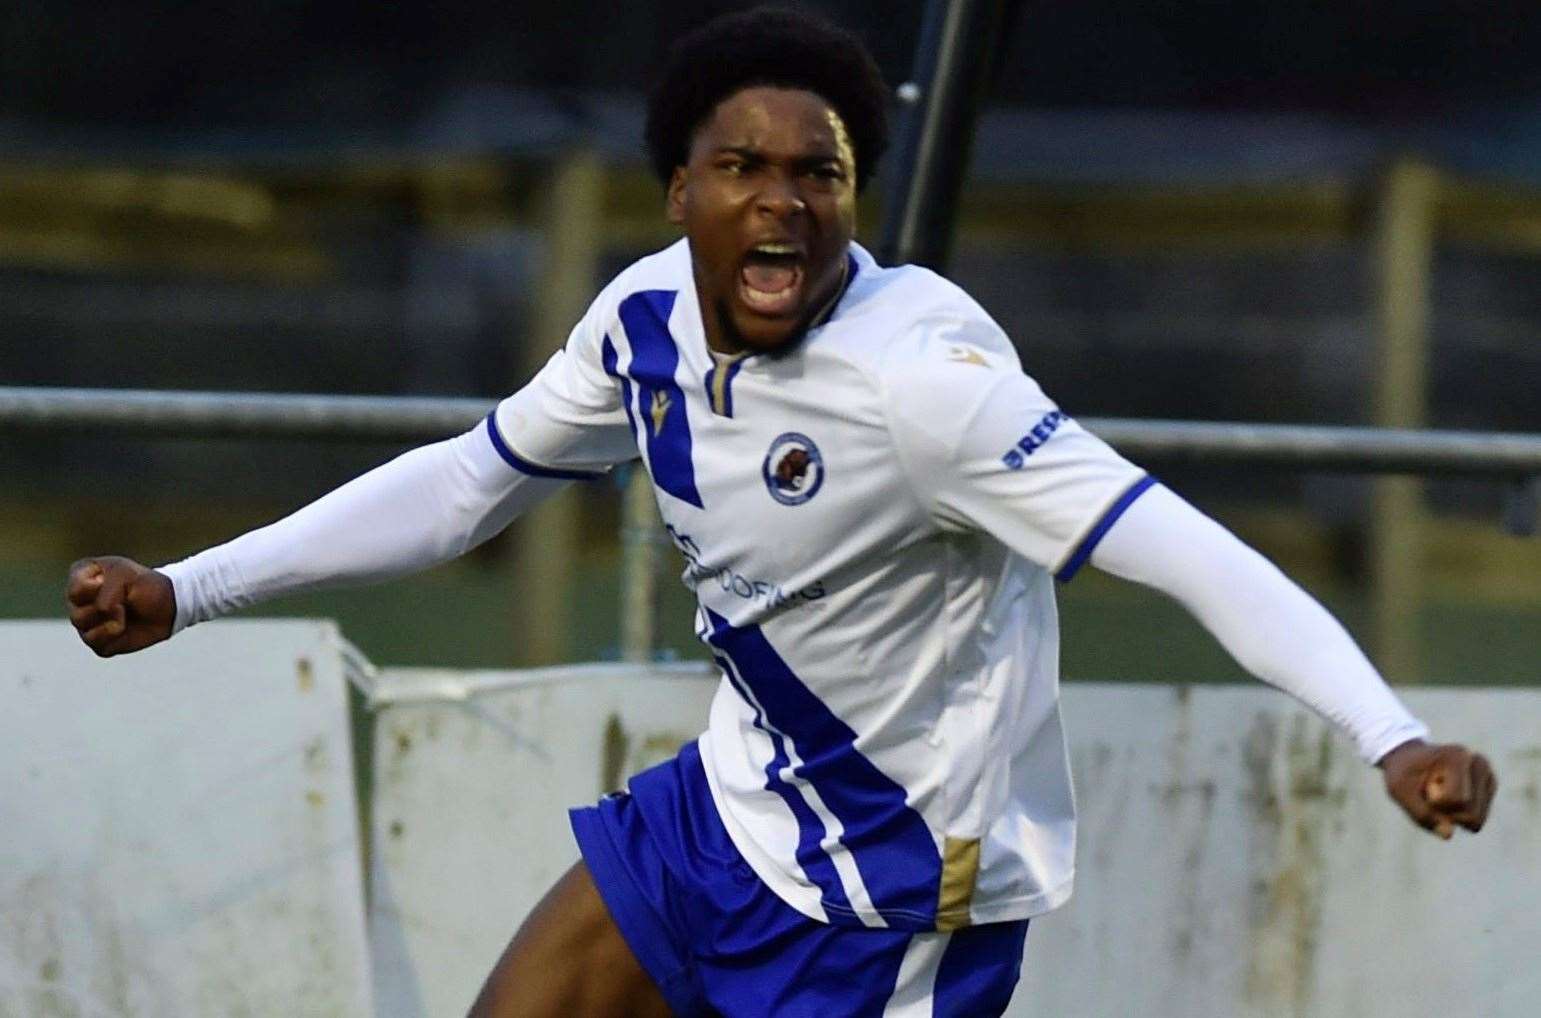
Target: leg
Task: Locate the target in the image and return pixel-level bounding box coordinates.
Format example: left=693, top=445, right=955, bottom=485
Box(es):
left=468, top=861, right=674, bottom=1018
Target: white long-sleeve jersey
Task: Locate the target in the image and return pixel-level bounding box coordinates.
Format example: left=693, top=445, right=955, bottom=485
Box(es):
left=163, top=239, right=1427, bottom=932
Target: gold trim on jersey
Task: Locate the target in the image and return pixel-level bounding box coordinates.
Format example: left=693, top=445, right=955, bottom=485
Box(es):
left=709, top=350, right=748, bottom=416
left=935, top=835, right=981, bottom=930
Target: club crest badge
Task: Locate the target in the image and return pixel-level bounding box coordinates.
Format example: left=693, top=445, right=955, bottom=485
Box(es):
left=762, top=432, right=825, bottom=506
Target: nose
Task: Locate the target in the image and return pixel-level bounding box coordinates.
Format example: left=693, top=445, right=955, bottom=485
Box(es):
left=755, top=172, right=806, bottom=219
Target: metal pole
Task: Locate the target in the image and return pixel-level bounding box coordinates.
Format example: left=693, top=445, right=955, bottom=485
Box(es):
left=878, top=0, right=1011, bottom=271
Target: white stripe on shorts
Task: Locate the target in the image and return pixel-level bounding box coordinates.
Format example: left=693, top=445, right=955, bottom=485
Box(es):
left=883, top=930, right=953, bottom=1017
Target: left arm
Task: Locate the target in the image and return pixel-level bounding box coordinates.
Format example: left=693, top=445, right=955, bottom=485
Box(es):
left=881, top=317, right=1496, bottom=839
left=1089, top=481, right=1497, bottom=838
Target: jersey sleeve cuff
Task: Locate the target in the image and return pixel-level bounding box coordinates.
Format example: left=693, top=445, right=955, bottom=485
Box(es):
left=155, top=559, right=201, bottom=635
left=1054, top=474, right=1158, bottom=582
left=484, top=413, right=607, bottom=481
left=1362, top=719, right=1432, bottom=765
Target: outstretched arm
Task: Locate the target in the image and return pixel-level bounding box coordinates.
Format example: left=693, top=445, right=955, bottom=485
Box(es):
left=68, top=276, right=638, bottom=658
left=878, top=319, right=1498, bottom=839
left=66, top=418, right=570, bottom=656
left=1088, top=482, right=1497, bottom=838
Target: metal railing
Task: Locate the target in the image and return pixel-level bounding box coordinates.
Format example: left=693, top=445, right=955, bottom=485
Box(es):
left=6, top=384, right=1536, bottom=528
left=0, top=387, right=491, bottom=443
left=5, top=385, right=1540, bottom=476
left=6, top=384, right=1537, bottom=662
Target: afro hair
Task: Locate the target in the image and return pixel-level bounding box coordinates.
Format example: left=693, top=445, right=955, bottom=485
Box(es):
left=644, top=5, right=891, bottom=192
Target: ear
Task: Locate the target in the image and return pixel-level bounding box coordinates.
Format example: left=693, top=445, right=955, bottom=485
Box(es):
left=666, top=166, right=687, bottom=225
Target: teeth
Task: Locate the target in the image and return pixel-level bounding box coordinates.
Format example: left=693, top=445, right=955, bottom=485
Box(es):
left=753, top=243, right=798, bottom=255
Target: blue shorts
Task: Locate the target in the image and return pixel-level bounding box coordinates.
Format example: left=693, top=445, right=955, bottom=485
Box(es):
left=570, top=741, right=1029, bottom=1018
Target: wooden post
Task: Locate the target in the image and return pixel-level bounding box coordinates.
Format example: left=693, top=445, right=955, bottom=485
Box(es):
left=514, top=149, right=603, bottom=665
left=1369, top=160, right=1438, bottom=682
left=620, top=466, right=661, bottom=663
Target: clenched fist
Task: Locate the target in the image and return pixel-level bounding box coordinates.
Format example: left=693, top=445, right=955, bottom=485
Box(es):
left=65, top=556, right=176, bottom=657
left=1379, top=739, right=1497, bottom=839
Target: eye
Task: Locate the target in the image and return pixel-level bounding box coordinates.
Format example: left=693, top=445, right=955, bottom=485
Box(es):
left=799, top=163, right=847, bottom=191
left=716, top=156, right=753, bottom=177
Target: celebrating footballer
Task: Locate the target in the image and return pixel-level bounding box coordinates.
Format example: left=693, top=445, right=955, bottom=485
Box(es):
left=66, top=7, right=1497, bottom=1016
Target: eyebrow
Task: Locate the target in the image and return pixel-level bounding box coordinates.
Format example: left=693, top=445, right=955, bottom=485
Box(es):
left=712, top=144, right=844, bottom=163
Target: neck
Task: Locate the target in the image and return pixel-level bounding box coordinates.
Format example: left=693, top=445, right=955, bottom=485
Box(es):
left=698, top=255, right=850, bottom=357
left=806, top=255, right=850, bottom=330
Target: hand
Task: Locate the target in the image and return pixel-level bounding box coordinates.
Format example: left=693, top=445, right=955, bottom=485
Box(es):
left=1378, top=739, right=1497, bottom=839
left=65, top=556, right=177, bottom=657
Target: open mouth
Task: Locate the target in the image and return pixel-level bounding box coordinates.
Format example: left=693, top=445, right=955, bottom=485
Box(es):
left=738, top=244, right=806, bottom=318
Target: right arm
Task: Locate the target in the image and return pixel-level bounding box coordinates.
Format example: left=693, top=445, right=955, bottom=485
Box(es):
left=164, top=418, right=576, bottom=631
left=68, top=286, right=637, bottom=657
left=67, top=416, right=578, bottom=656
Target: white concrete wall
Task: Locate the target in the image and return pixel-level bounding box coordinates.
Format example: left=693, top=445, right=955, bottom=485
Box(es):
left=1024, top=685, right=1541, bottom=1018
left=1, top=620, right=374, bottom=1018
left=6, top=621, right=1538, bottom=1018
left=365, top=664, right=716, bottom=1018
left=368, top=669, right=1541, bottom=1018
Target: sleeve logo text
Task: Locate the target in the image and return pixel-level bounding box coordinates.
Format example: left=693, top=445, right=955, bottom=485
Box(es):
left=1001, top=410, right=1068, bottom=469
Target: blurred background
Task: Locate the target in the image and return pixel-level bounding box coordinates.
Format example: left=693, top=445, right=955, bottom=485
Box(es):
left=2, top=0, right=1537, bottom=683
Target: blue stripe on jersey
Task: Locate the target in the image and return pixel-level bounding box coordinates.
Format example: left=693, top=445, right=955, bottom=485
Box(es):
left=704, top=607, right=941, bottom=928
left=1055, top=473, right=1157, bottom=582
left=722, top=357, right=746, bottom=416
left=619, top=291, right=704, bottom=509
left=484, top=413, right=604, bottom=480
left=933, top=920, right=1030, bottom=1016
left=712, top=652, right=857, bottom=918
left=600, top=335, right=639, bottom=446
